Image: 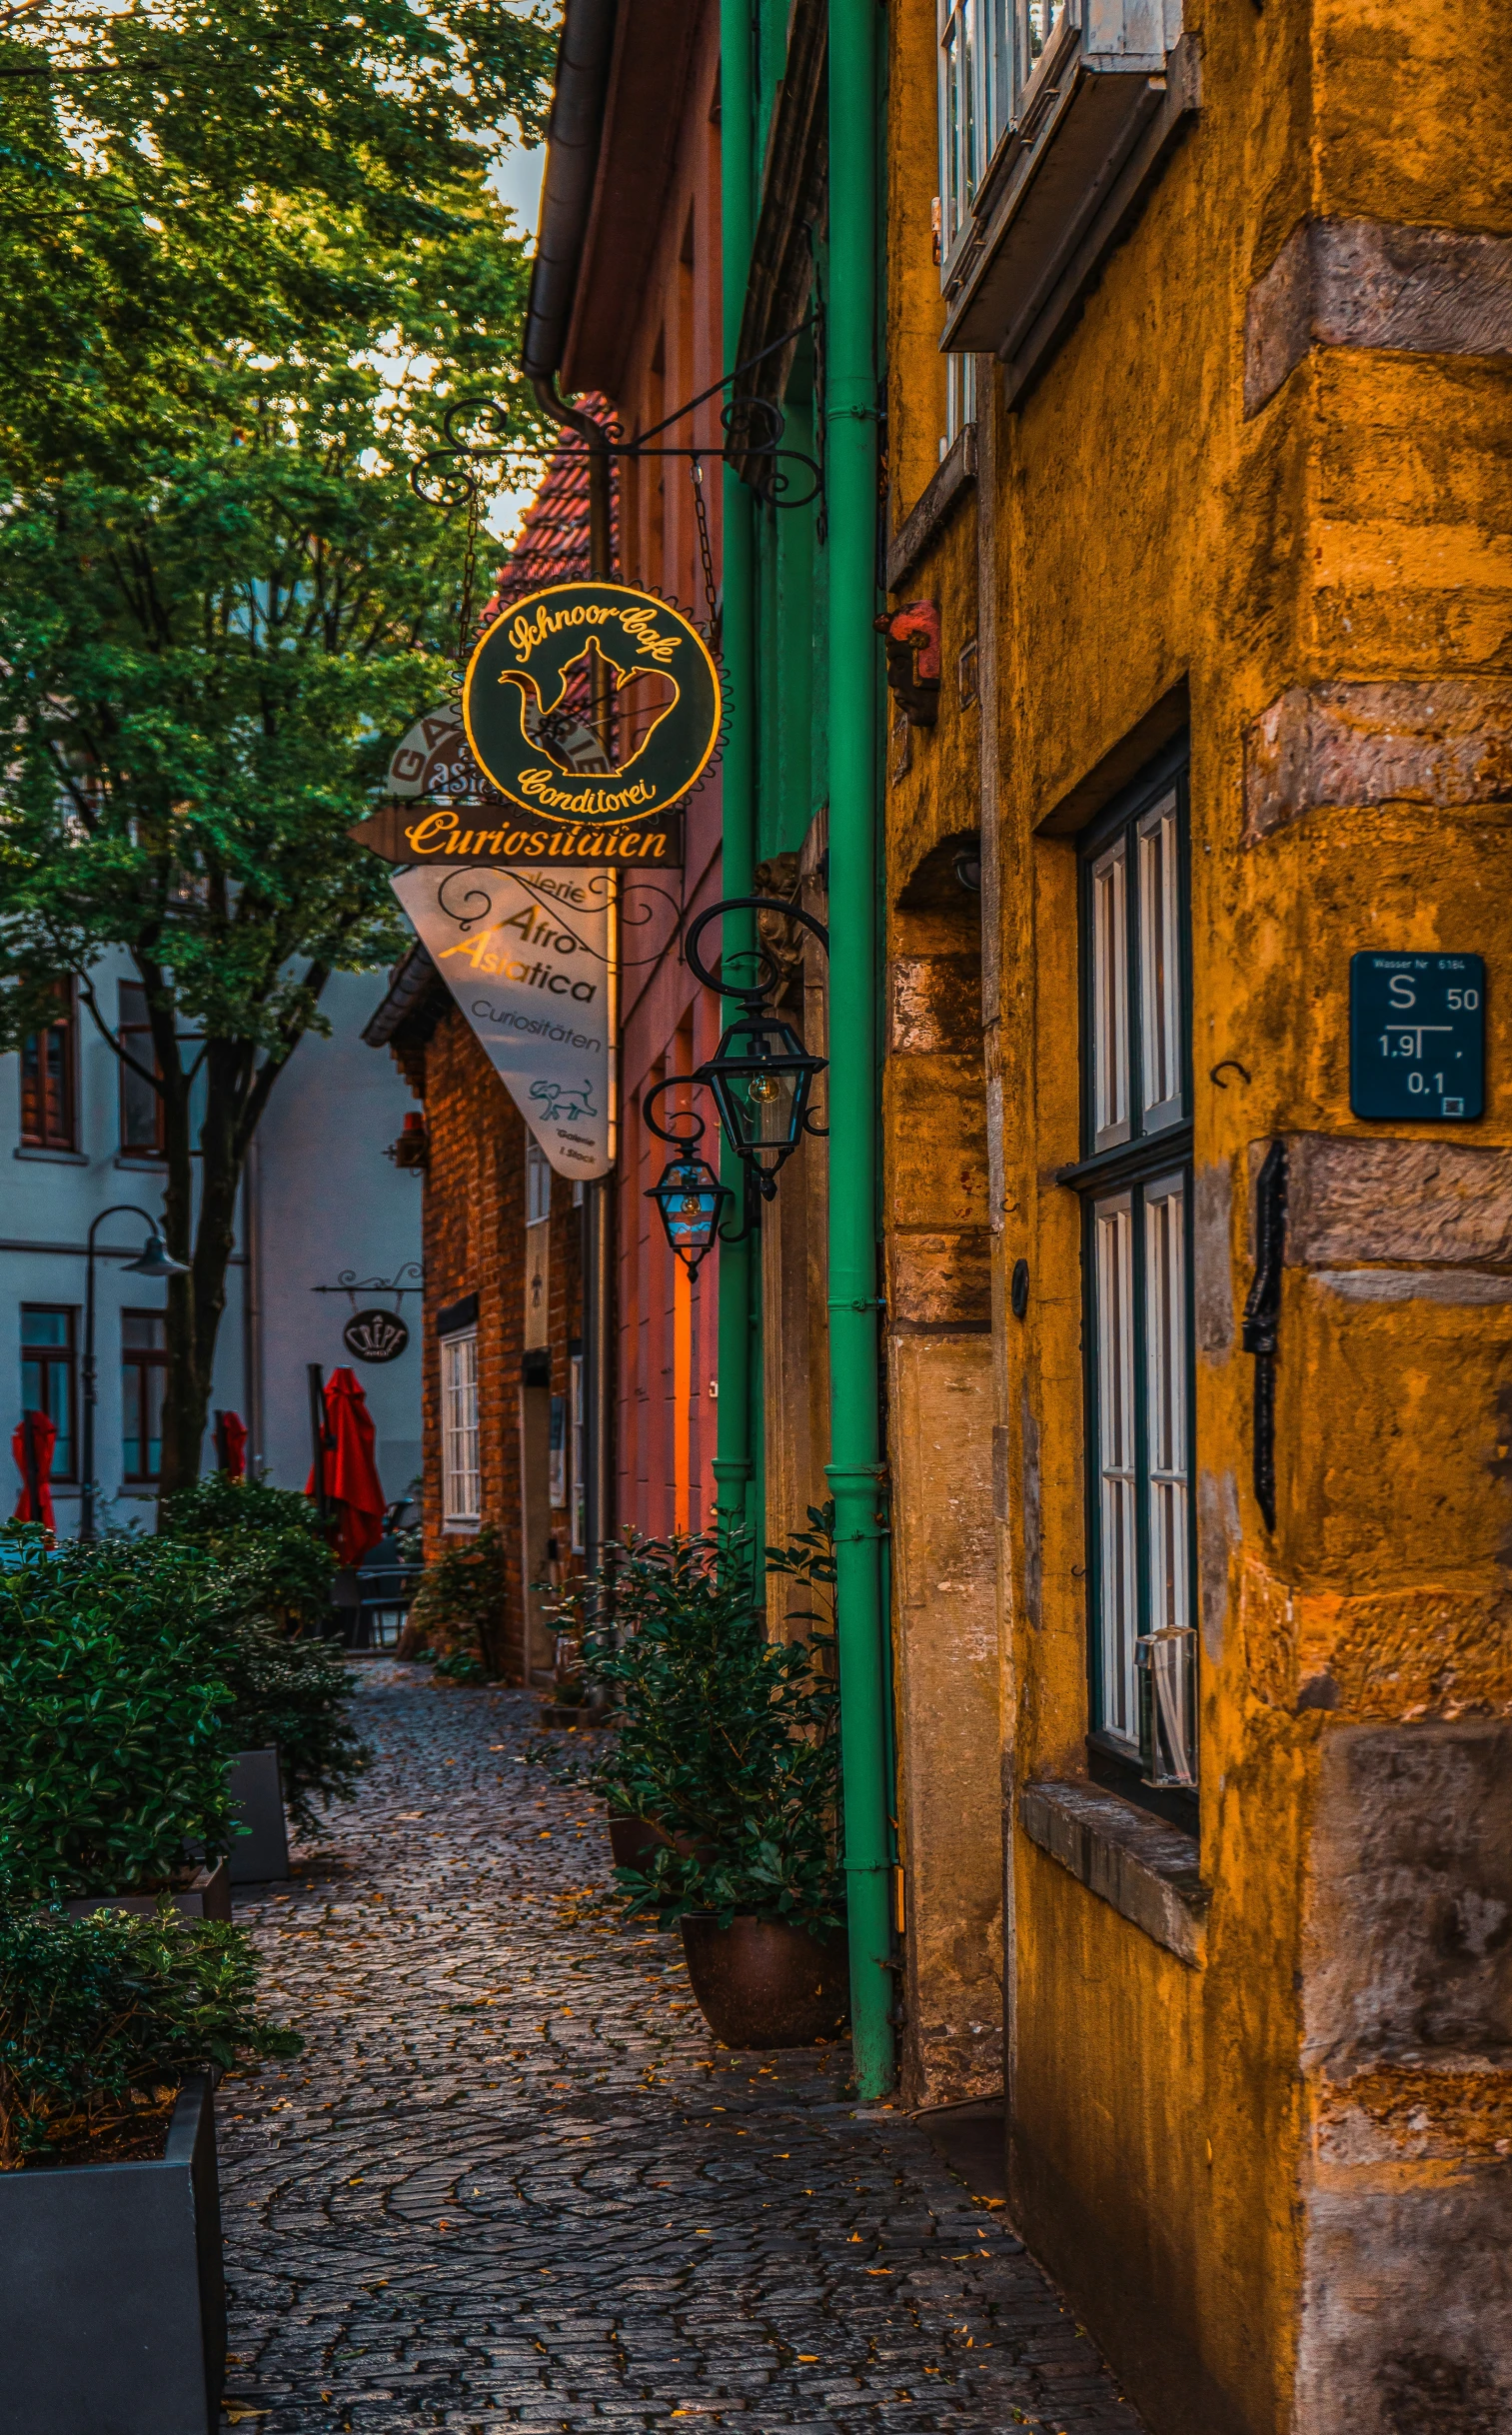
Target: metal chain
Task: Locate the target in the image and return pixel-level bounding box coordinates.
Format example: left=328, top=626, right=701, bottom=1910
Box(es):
left=456, top=491, right=481, bottom=670
left=690, top=454, right=720, bottom=641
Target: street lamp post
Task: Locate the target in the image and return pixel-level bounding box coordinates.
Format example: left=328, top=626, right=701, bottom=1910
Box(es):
left=79, top=1206, right=189, bottom=1543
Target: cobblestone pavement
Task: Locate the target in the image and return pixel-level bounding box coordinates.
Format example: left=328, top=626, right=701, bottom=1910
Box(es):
left=222, top=1664, right=1145, bottom=2435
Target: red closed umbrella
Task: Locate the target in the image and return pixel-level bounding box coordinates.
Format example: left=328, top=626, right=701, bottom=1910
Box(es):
left=306, top=1366, right=385, bottom=1566
left=12, top=1408, right=57, bottom=1534
left=215, top=1409, right=248, bottom=1480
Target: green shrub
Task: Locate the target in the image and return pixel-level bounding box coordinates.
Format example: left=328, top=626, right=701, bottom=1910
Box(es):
left=112, top=1535, right=365, bottom=1838
left=403, top=1524, right=510, bottom=1676
left=558, top=1517, right=843, bottom=1933
left=159, top=1475, right=328, bottom=1544
left=160, top=1481, right=335, bottom=1637
left=0, top=1903, right=301, bottom=2168
left=0, top=1546, right=237, bottom=1902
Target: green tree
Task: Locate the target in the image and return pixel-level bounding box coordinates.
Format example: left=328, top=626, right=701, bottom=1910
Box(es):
left=0, top=156, right=548, bottom=1487
left=0, top=0, right=553, bottom=477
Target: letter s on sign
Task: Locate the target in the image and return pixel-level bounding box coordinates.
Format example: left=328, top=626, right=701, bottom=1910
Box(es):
left=1388, top=974, right=1416, bottom=1008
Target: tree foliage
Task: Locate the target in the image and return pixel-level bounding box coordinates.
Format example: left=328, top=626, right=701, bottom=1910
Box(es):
left=0, top=1, right=554, bottom=1487
left=0, top=0, right=553, bottom=477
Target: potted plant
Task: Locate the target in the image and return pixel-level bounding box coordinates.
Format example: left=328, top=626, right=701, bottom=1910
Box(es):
left=0, top=1897, right=300, bottom=2435
left=159, top=1495, right=367, bottom=1871
left=564, top=1512, right=849, bottom=2048
left=398, top=1523, right=509, bottom=1680
left=0, top=1541, right=241, bottom=1918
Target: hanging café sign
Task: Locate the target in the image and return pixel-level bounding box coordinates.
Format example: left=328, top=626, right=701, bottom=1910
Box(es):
left=349, top=581, right=725, bottom=871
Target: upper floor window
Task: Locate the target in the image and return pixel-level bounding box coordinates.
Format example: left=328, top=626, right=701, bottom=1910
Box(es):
left=118, top=981, right=164, bottom=1157
left=22, top=1305, right=78, bottom=1481
left=937, top=0, right=1069, bottom=278
left=1066, top=749, right=1195, bottom=1796
left=121, top=1307, right=167, bottom=1481
left=21, top=981, right=77, bottom=1152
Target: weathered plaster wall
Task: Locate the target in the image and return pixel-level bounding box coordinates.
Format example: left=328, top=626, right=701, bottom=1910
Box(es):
left=888, top=0, right=1512, bottom=2423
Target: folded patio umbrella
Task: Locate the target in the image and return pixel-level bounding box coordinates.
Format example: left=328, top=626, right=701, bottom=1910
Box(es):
left=215, top=1408, right=249, bottom=1480
left=11, top=1408, right=57, bottom=1533
left=307, top=1366, right=385, bottom=1567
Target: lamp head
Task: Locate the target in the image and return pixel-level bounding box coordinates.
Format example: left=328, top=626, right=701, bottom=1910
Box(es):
left=124, top=1224, right=189, bottom=1278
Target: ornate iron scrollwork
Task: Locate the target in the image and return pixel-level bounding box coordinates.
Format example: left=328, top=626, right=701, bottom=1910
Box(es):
left=412, top=321, right=823, bottom=518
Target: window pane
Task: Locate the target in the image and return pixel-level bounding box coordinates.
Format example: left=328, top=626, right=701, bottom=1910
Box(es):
left=527, top=1142, right=552, bottom=1226
left=22, top=1309, right=69, bottom=1349
left=442, top=1330, right=481, bottom=1520
left=1090, top=840, right=1129, bottom=1149
left=1094, top=1195, right=1138, bottom=1746
left=121, top=1312, right=166, bottom=1350
left=1142, top=1178, right=1195, bottom=1786
left=1138, top=794, right=1182, bottom=1124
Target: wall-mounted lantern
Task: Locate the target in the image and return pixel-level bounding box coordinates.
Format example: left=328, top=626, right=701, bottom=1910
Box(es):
left=683, top=895, right=829, bottom=1203
left=642, top=1084, right=750, bottom=1280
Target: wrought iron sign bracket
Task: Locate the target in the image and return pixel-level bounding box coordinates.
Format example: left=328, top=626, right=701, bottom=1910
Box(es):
left=414, top=320, right=824, bottom=518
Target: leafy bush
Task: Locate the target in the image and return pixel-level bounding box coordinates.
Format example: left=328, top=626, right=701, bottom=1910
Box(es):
left=160, top=1475, right=329, bottom=1544
left=0, top=1903, right=301, bottom=2169
left=160, top=1479, right=335, bottom=1636
left=126, top=1535, right=365, bottom=1837
left=0, top=1545, right=237, bottom=1902
left=402, top=1524, right=510, bottom=1677
left=555, top=1517, right=843, bottom=1933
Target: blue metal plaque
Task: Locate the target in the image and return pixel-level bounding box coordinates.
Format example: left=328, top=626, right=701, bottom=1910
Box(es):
left=1349, top=953, right=1484, bottom=1122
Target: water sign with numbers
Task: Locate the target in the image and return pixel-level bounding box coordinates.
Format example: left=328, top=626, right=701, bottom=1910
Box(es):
left=1348, top=953, right=1485, bottom=1122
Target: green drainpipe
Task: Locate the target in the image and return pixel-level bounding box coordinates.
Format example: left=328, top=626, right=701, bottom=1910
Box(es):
left=824, top=0, right=893, bottom=2097
left=713, top=0, right=757, bottom=1548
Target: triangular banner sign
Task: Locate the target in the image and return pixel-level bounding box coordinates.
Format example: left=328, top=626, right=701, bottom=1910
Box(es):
left=392, top=866, right=615, bottom=1181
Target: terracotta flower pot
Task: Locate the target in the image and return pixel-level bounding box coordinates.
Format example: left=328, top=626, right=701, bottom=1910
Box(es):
left=680, top=1913, right=849, bottom=2048
left=606, top=1815, right=718, bottom=1869
left=608, top=1814, right=667, bottom=1869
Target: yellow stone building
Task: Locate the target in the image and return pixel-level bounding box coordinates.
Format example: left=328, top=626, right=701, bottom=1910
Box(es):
left=881, top=1, right=1512, bottom=2427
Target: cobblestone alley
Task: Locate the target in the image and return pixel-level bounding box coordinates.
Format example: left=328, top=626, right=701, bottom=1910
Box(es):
left=220, top=1666, right=1145, bottom=2435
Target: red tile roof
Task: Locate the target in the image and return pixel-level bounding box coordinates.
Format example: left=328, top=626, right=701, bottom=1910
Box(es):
left=480, top=395, right=617, bottom=619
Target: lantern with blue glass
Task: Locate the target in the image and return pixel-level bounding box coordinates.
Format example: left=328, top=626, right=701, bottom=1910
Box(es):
left=684, top=895, right=829, bottom=1201
left=643, top=1085, right=743, bottom=1280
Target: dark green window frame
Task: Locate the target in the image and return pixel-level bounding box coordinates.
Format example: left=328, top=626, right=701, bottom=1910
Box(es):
left=1057, top=738, right=1198, bottom=1806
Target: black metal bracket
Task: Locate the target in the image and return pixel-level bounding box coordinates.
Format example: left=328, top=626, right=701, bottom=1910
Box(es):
left=683, top=894, right=830, bottom=1009
left=642, top=1080, right=761, bottom=1258
left=1241, top=1140, right=1287, bottom=1531
left=413, top=320, right=823, bottom=516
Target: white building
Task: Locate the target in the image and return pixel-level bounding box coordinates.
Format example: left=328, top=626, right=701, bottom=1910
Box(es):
left=3, top=960, right=421, bottom=1533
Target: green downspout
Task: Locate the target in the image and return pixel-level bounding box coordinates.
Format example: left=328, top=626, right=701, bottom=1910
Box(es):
left=713, top=0, right=757, bottom=1544
left=824, top=0, right=893, bottom=2095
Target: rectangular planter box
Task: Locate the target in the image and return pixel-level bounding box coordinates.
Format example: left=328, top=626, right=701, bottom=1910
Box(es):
left=0, top=2073, right=227, bottom=2435
left=64, top=1858, right=232, bottom=1924
left=227, top=1746, right=291, bottom=1884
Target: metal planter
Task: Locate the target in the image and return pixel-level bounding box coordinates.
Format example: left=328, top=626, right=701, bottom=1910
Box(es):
left=0, top=2073, right=227, bottom=2435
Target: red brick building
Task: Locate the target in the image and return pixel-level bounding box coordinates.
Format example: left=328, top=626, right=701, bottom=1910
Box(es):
left=363, top=425, right=608, bottom=1680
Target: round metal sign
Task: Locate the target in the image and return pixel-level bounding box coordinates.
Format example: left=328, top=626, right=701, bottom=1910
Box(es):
left=343, top=1307, right=410, bottom=1364
left=462, top=581, right=722, bottom=830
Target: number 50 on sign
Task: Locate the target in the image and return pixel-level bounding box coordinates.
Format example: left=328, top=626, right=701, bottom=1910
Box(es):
left=1349, top=952, right=1485, bottom=1122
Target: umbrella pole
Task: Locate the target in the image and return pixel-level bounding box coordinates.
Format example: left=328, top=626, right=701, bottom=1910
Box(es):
left=307, top=1364, right=331, bottom=1523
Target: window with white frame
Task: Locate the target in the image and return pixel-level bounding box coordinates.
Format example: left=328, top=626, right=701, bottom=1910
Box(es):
left=936, top=0, right=1070, bottom=282
left=1070, top=754, right=1195, bottom=1796
left=440, top=1327, right=480, bottom=1525
left=526, top=1139, right=552, bottom=1226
